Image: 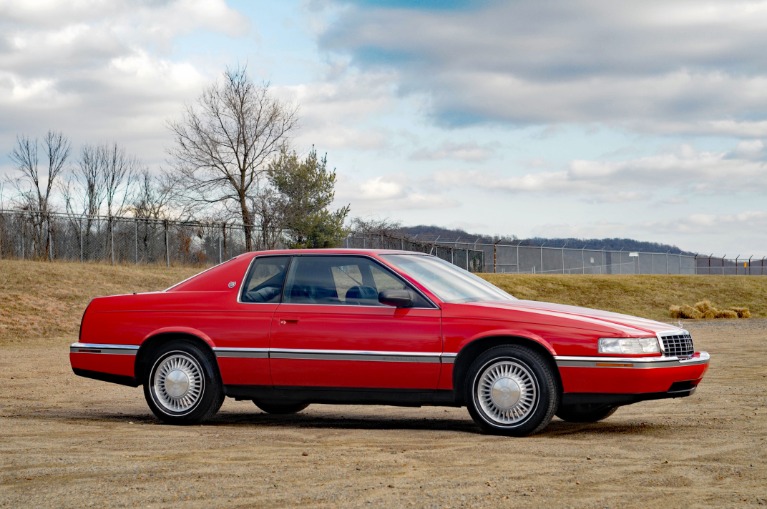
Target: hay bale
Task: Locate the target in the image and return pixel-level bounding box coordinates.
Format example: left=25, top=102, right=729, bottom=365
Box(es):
left=669, top=305, right=683, bottom=319
left=694, top=300, right=719, bottom=319
left=670, top=301, right=752, bottom=320
left=729, top=307, right=752, bottom=318
left=679, top=304, right=703, bottom=319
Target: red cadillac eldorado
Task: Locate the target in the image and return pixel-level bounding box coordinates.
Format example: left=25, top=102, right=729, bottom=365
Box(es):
left=70, top=249, right=709, bottom=436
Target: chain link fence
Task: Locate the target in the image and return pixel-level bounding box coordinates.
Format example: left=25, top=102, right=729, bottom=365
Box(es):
left=2, top=209, right=765, bottom=274
left=343, top=233, right=484, bottom=271
left=424, top=240, right=767, bottom=275
left=0, top=209, right=286, bottom=266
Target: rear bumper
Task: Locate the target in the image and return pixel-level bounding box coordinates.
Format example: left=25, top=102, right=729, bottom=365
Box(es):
left=70, top=342, right=138, bottom=386
left=556, top=351, right=710, bottom=396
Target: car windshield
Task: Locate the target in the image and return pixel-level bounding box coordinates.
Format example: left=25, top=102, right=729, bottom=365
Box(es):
left=381, top=254, right=516, bottom=303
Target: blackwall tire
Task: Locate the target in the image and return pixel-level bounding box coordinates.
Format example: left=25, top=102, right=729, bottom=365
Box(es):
left=143, top=341, right=224, bottom=424
left=556, top=404, right=618, bottom=423
left=464, top=345, right=558, bottom=437
left=253, top=401, right=310, bottom=414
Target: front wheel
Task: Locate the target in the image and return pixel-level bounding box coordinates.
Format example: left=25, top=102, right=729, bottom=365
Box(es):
left=556, top=404, right=618, bottom=423
left=143, top=341, right=224, bottom=424
left=465, top=345, right=559, bottom=436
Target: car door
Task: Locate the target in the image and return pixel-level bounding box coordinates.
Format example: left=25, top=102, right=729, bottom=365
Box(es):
left=219, top=255, right=290, bottom=386
left=269, top=255, right=442, bottom=389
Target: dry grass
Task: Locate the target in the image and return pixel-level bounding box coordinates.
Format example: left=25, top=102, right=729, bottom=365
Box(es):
left=482, top=273, right=767, bottom=322
left=0, top=259, right=198, bottom=345
left=2, top=260, right=766, bottom=345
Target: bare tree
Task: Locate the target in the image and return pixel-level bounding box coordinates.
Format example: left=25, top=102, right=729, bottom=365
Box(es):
left=349, top=217, right=403, bottom=236
left=73, top=144, right=106, bottom=219
left=9, top=131, right=70, bottom=258
left=127, top=169, right=175, bottom=261
left=61, top=144, right=106, bottom=251
left=249, top=186, right=283, bottom=249
left=168, top=66, right=298, bottom=251
left=102, top=142, right=136, bottom=219
left=131, top=169, right=173, bottom=220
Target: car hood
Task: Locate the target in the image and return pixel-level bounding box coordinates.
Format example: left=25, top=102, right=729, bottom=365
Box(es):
left=464, top=299, right=681, bottom=336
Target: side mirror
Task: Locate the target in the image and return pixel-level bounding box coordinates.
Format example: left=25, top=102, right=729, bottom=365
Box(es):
left=378, top=289, right=414, bottom=308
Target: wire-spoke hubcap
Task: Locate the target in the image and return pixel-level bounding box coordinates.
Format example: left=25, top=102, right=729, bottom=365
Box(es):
left=476, top=360, right=538, bottom=425
left=152, top=353, right=204, bottom=415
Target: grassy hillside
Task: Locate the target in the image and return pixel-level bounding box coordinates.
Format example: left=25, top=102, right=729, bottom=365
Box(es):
left=1, top=259, right=764, bottom=344
left=0, top=260, right=198, bottom=345
left=483, top=273, right=766, bottom=322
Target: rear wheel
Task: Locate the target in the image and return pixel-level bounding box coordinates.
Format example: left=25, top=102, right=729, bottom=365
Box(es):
left=143, top=341, right=224, bottom=424
left=253, top=401, right=309, bottom=414
left=556, top=404, right=618, bottom=423
left=465, top=345, right=558, bottom=437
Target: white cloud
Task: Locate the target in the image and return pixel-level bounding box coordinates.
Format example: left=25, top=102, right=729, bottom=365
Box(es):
left=336, top=173, right=458, bottom=214
left=432, top=142, right=767, bottom=202
left=411, top=141, right=498, bottom=162
left=282, top=68, right=398, bottom=151
left=0, top=0, right=247, bottom=167
left=320, top=0, right=767, bottom=136
left=359, top=176, right=403, bottom=200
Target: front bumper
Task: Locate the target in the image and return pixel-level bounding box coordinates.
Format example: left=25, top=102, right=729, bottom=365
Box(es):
left=556, top=351, right=710, bottom=400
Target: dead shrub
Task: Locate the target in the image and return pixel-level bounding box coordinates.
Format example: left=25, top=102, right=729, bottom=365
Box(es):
left=715, top=309, right=738, bottom=319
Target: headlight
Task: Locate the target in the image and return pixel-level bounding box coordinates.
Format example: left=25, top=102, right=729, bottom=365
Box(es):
left=598, top=337, right=660, bottom=354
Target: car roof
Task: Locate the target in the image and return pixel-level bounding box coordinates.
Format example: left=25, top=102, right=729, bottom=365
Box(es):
left=240, top=248, right=429, bottom=257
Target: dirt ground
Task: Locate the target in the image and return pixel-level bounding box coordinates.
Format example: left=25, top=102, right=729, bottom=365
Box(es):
left=1, top=320, right=766, bottom=508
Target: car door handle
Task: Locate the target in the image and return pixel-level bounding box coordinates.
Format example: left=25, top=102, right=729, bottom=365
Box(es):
left=279, top=319, right=299, bottom=325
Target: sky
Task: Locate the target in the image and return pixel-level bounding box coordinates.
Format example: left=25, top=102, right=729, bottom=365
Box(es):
left=1, top=0, right=766, bottom=257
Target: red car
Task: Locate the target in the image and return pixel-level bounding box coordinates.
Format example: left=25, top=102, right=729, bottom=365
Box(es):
left=70, top=249, right=710, bottom=436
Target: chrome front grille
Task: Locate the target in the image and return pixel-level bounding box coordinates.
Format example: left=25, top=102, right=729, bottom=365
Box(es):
left=660, top=332, right=694, bottom=358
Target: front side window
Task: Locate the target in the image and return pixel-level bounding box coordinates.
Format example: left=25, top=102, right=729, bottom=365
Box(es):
left=241, top=256, right=290, bottom=303
left=283, top=255, right=432, bottom=307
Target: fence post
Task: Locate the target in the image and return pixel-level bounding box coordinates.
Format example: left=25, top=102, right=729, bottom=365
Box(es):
left=109, top=217, right=115, bottom=265
left=466, top=244, right=469, bottom=270
left=135, top=219, right=139, bottom=264
left=561, top=241, right=567, bottom=274
left=47, top=214, right=53, bottom=261
left=164, top=220, right=170, bottom=268
left=79, top=218, right=84, bottom=263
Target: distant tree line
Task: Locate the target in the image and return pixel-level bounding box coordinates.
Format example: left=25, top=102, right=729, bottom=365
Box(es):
left=398, top=225, right=693, bottom=255
left=2, top=66, right=350, bottom=258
